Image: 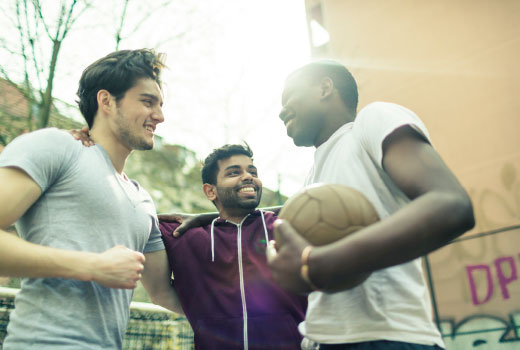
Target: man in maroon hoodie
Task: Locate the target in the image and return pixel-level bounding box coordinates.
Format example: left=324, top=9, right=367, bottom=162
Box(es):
left=159, top=144, right=307, bottom=350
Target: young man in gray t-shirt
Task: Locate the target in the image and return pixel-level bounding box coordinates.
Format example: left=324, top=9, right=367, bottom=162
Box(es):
left=0, top=49, right=182, bottom=350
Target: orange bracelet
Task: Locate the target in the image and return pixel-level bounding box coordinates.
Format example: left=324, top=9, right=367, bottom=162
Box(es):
left=300, top=245, right=320, bottom=291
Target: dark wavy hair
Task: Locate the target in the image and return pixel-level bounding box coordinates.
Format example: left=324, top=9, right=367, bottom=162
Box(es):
left=76, top=49, right=166, bottom=128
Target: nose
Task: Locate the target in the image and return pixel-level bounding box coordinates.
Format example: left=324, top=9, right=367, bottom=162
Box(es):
left=241, top=171, right=254, bottom=182
left=279, top=107, right=287, bottom=122
left=152, top=106, right=165, bottom=124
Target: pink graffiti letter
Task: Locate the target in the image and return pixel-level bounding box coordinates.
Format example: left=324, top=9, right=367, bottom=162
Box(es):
left=494, top=256, right=517, bottom=300
left=466, top=264, right=493, bottom=305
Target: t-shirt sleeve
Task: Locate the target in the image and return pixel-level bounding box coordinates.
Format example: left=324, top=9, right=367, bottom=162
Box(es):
left=143, top=214, right=165, bottom=253
left=159, top=221, right=182, bottom=250
left=0, top=128, right=81, bottom=192
left=354, top=102, right=431, bottom=167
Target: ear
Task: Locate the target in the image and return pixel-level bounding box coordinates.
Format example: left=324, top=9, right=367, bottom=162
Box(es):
left=203, top=183, right=217, bottom=201
left=97, top=89, right=115, bottom=115
left=319, top=77, right=334, bottom=101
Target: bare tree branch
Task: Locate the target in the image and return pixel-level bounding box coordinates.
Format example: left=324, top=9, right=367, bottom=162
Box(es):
left=65, top=1, right=94, bottom=37
left=122, top=0, right=171, bottom=38
left=15, top=0, right=30, bottom=84
left=30, top=0, right=52, bottom=39
left=114, top=0, right=185, bottom=50
left=115, top=0, right=130, bottom=50
left=59, top=0, right=79, bottom=39
left=53, top=1, right=67, bottom=40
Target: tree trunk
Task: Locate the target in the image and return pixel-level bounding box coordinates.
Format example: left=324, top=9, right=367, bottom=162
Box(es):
left=37, top=39, right=61, bottom=129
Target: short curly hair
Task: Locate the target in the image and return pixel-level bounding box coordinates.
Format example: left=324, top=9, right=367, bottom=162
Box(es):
left=201, top=143, right=254, bottom=185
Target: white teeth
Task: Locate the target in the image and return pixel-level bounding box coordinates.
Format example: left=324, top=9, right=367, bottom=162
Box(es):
left=144, top=126, right=153, bottom=132
left=239, top=187, right=255, bottom=193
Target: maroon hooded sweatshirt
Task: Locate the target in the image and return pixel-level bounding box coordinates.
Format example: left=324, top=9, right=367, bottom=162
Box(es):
left=160, top=210, right=307, bottom=350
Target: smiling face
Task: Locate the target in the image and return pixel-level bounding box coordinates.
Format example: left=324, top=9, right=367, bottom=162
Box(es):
left=207, top=154, right=262, bottom=221
left=279, top=72, right=325, bottom=147
left=113, top=77, right=164, bottom=151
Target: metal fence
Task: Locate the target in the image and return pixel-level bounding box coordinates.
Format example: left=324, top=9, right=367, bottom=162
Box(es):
left=0, top=287, right=194, bottom=350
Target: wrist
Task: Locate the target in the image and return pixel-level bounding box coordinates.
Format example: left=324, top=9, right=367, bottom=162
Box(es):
left=79, top=251, right=98, bottom=282
left=300, top=245, right=320, bottom=291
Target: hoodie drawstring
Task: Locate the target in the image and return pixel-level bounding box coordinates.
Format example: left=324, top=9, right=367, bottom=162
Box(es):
left=259, top=210, right=269, bottom=247
left=209, top=211, right=270, bottom=262
left=210, top=217, right=219, bottom=262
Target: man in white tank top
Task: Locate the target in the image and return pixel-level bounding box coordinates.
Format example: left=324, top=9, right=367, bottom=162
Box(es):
left=268, top=60, right=475, bottom=350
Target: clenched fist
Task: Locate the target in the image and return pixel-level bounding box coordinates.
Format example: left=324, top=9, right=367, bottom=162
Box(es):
left=87, top=245, right=146, bottom=289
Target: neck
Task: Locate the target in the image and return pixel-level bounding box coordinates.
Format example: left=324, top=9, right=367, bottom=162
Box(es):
left=220, top=208, right=256, bottom=224
left=314, top=108, right=356, bottom=148
left=90, top=125, right=131, bottom=174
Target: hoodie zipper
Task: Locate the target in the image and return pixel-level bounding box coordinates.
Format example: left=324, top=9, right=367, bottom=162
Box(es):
left=224, top=213, right=268, bottom=350
left=230, top=215, right=250, bottom=350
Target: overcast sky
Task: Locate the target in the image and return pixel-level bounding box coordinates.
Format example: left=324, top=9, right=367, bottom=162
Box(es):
left=0, top=0, right=316, bottom=195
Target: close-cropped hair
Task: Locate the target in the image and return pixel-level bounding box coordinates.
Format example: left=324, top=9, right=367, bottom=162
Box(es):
left=291, top=59, right=358, bottom=114
left=76, top=49, right=166, bottom=128
left=201, top=143, right=254, bottom=185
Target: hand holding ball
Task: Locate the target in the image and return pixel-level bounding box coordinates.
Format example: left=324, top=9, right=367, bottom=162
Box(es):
left=276, top=183, right=379, bottom=290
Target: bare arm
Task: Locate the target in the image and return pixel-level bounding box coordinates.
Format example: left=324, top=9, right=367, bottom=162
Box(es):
left=269, top=126, right=475, bottom=293
left=158, top=212, right=219, bottom=237
left=261, top=206, right=282, bottom=215
left=0, top=167, right=145, bottom=289
left=158, top=206, right=282, bottom=237
left=141, top=249, right=184, bottom=314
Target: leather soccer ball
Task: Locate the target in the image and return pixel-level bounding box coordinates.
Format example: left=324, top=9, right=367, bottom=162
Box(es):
left=277, top=183, right=380, bottom=289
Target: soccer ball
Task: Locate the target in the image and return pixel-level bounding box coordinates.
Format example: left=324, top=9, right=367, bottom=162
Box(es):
left=278, top=183, right=379, bottom=246
left=276, top=183, right=380, bottom=289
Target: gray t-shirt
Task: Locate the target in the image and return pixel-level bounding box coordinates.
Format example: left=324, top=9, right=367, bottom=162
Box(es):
left=0, top=128, right=164, bottom=350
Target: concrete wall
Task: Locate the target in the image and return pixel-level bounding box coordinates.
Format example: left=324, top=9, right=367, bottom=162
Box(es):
left=305, top=0, right=520, bottom=232
left=304, top=1, right=520, bottom=348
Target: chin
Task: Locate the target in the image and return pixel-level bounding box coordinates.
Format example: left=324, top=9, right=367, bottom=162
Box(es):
left=292, top=138, right=314, bottom=147
left=239, top=200, right=260, bottom=210
left=134, top=140, right=154, bottom=151
left=290, top=130, right=314, bottom=147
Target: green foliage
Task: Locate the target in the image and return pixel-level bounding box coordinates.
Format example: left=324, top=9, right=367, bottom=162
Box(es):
left=125, top=143, right=213, bottom=214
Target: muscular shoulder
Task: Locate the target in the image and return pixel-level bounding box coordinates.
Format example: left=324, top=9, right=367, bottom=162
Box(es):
left=354, top=102, right=422, bottom=127
left=0, top=128, right=83, bottom=191
left=353, top=102, right=430, bottom=165
left=4, top=128, right=81, bottom=156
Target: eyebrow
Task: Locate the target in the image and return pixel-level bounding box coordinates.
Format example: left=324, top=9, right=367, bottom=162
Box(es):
left=224, top=165, right=258, bottom=171
left=140, top=93, right=163, bottom=106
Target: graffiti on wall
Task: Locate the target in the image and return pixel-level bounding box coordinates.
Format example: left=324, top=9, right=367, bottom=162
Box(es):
left=440, top=312, right=520, bottom=349
left=466, top=253, right=519, bottom=306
